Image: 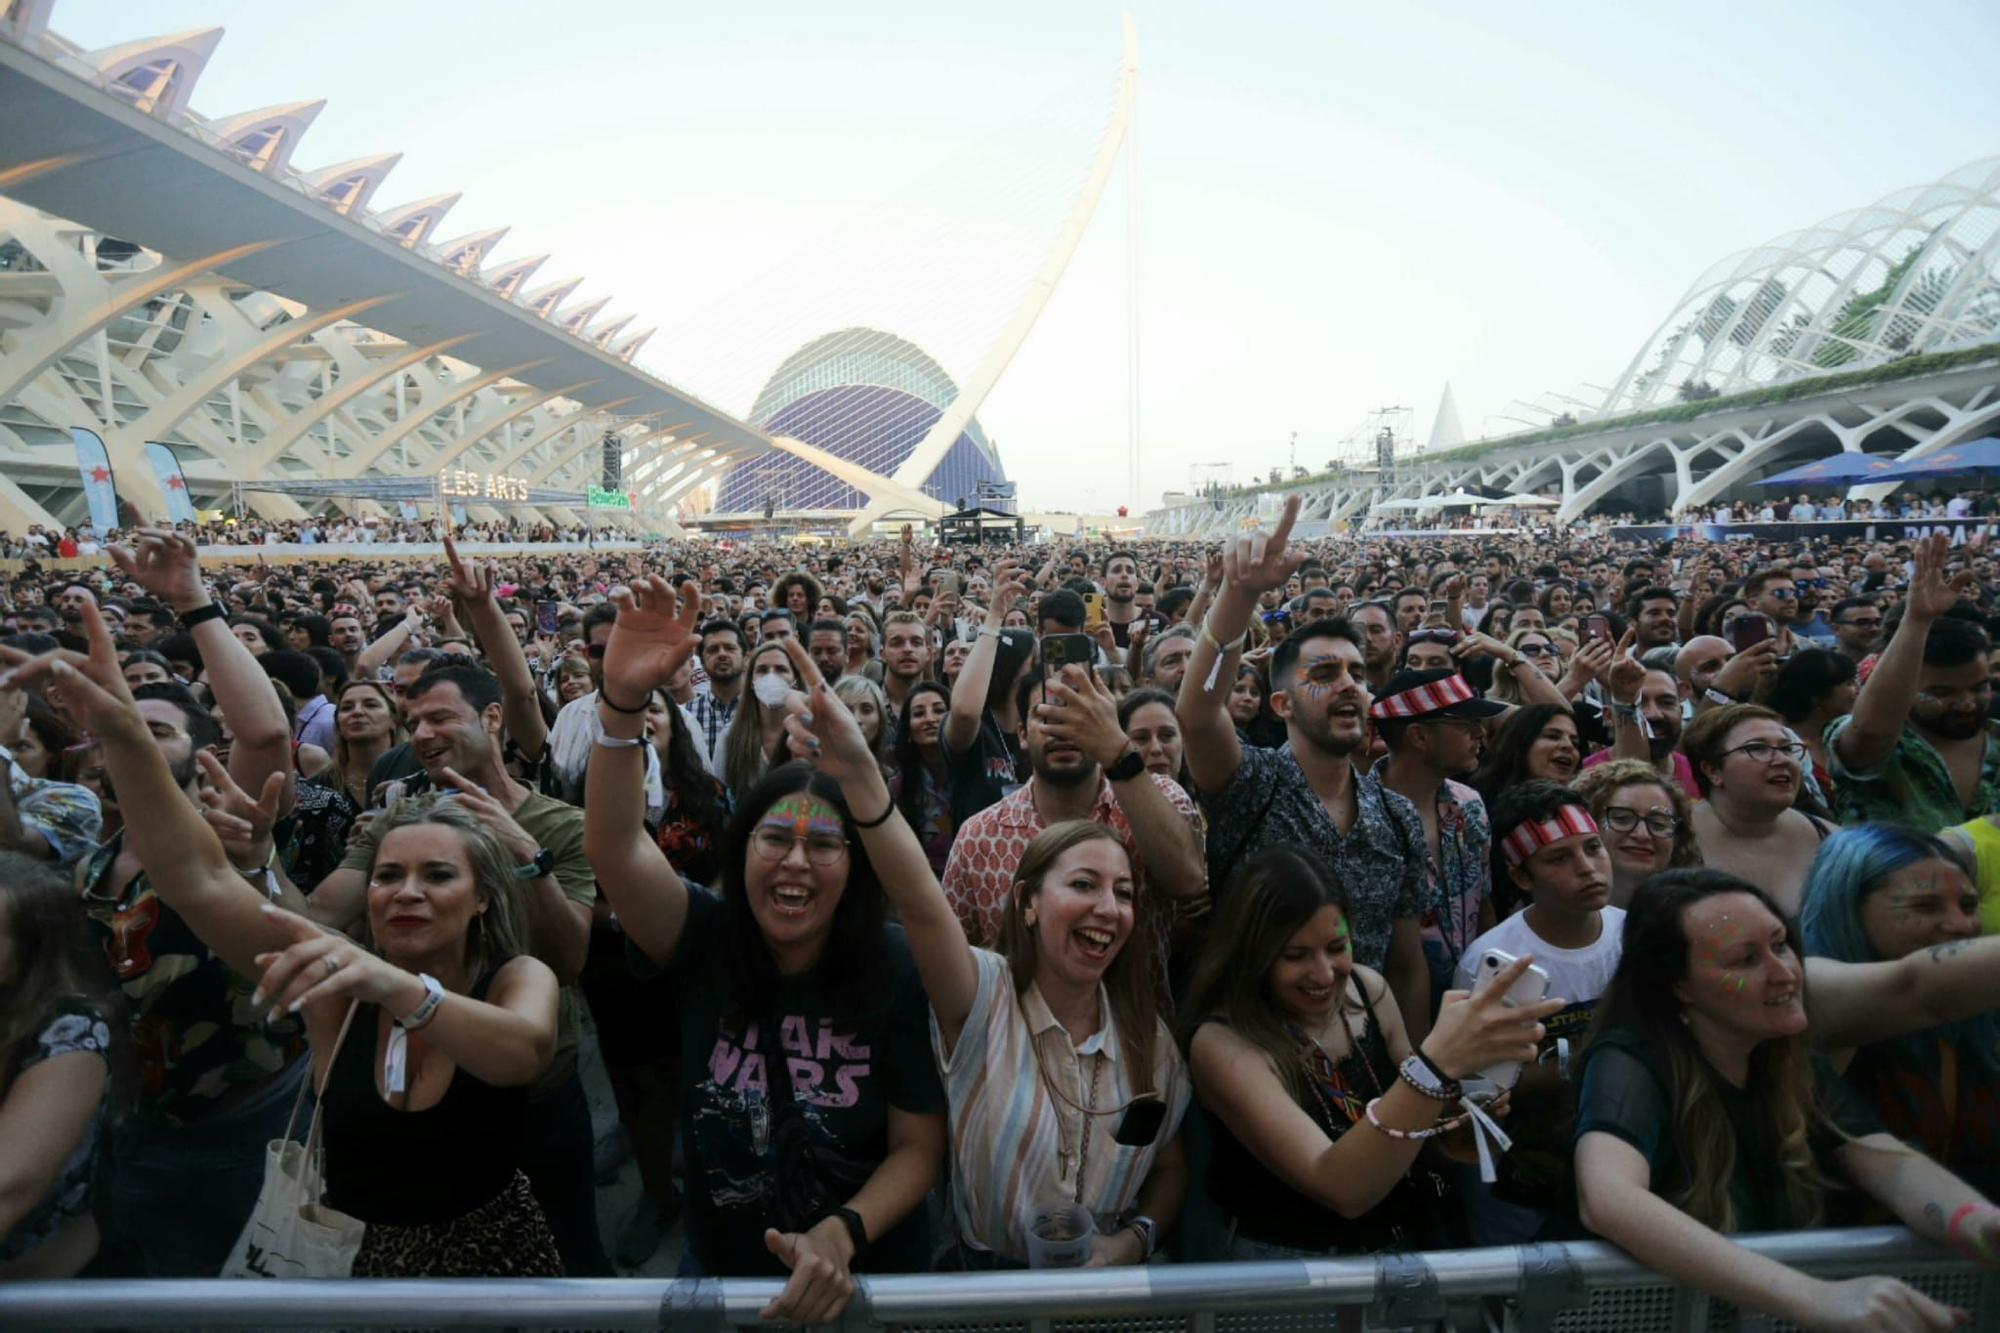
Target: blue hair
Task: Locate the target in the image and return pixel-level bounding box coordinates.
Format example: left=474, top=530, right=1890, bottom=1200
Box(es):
left=1799, top=823, right=1998, bottom=1072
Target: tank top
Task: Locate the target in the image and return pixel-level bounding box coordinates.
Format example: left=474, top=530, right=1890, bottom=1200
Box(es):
left=1954, top=818, right=2000, bottom=937
left=321, top=964, right=528, bottom=1226
left=1207, top=981, right=1435, bottom=1252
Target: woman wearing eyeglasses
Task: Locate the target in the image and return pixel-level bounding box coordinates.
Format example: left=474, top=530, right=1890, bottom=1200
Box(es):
left=584, top=580, right=944, bottom=1325
left=767, top=636, right=1191, bottom=1271
left=1570, top=760, right=1702, bottom=908
left=1683, top=705, right=1832, bottom=917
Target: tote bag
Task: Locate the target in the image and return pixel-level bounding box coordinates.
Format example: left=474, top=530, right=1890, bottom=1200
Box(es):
left=222, top=1001, right=367, bottom=1278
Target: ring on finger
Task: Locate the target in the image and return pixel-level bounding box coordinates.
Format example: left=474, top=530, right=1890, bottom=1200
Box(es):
left=323, top=956, right=342, bottom=978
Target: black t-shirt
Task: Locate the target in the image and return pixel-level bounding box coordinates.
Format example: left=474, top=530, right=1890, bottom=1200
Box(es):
left=638, top=888, right=945, bottom=1276
left=1575, top=1025, right=1885, bottom=1232
left=941, top=709, right=1023, bottom=829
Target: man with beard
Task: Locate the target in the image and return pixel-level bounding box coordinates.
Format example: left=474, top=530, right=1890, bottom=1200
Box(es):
left=1348, top=599, right=1402, bottom=694
left=1831, top=534, right=2000, bottom=832
left=74, top=529, right=301, bottom=1276
left=940, top=662, right=1206, bottom=952
left=327, top=609, right=367, bottom=673
left=1178, top=495, right=1433, bottom=1041
left=1828, top=595, right=1886, bottom=661
left=1627, top=586, right=1680, bottom=653
left=686, top=620, right=746, bottom=767
left=1099, top=548, right=1143, bottom=647
left=879, top=610, right=931, bottom=714
left=1371, top=669, right=1507, bottom=1015
left=54, top=582, right=95, bottom=651
left=1595, top=658, right=1701, bottom=800
left=806, top=617, right=848, bottom=682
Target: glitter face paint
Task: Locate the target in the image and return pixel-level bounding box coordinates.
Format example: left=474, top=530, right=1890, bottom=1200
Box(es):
left=758, top=795, right=845, bottom=844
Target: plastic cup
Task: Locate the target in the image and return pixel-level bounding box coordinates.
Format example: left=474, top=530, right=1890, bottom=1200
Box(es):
left=1025, top=1202, right=1094, bottom=1269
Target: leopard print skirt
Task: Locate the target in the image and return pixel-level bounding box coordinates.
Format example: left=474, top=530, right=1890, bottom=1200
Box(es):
left=351, top=1170, right=563, bottom=1277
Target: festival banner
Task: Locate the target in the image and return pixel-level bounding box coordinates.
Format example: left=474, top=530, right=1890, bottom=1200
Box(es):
left=143, top=442, right=198, bottom=524
left=69, top=427, right=122, bottom=533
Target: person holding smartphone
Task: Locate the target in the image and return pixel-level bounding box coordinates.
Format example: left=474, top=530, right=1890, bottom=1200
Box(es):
left=1183, top=845, right=1561, bottom=1259
left=771, top=638, right=1191, bottom=1270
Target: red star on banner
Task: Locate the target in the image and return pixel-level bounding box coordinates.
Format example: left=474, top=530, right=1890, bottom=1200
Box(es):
left=89, top=466, right=110, bottom=483
left=166, top=475, right=186, bottom=491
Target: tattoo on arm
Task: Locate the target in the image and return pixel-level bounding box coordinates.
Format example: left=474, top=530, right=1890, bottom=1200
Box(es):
left=1927, top=941, right=1971, bottom=964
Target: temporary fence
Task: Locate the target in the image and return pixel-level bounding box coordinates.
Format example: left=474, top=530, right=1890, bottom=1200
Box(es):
left=2, top=1226, right=1991, bottom=1331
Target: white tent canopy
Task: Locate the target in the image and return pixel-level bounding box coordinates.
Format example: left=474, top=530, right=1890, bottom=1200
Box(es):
left=1421, top=490, right=1494, bottom=507
left=1500, top=493, right=1561, bottom=507
left=1369, top=497, right=1429, bottom=511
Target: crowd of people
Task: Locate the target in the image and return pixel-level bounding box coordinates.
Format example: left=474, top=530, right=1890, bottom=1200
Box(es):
left=0, top=515, right=638, bottom=558
left=4, top=498, right=2000, bottom=1328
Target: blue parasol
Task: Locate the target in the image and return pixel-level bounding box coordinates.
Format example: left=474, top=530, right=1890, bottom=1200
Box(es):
left=1750, top=452, right=1905, bottom=487
left=1870, top=437, right=2000, bottom=482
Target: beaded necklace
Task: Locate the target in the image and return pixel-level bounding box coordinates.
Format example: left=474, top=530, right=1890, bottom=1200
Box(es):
left=1289, top=1013, right=1385, bottom=1127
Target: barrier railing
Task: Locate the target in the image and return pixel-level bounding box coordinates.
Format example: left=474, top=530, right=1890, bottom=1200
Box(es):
left=2, top=1227, right=1992, bottom=1331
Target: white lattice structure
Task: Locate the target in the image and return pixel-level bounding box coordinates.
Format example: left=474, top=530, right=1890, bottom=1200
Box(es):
left=1149, top=156, right=2000, bottom=539
left=1606, top=159, right=2000, bottom=413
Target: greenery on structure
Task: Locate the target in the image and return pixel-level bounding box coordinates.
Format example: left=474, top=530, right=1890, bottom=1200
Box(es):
left=1221, top=342, right=2000, bottom=500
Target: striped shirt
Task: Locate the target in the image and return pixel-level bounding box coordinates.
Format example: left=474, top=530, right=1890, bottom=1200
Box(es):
left=930, top=948, right=1190, bottom=1261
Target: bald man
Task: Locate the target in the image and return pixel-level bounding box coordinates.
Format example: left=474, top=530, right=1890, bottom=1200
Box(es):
left=1675, top=635, right=1733, bottom=710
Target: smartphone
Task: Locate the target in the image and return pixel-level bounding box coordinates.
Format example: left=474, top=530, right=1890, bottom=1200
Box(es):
left=1461, top=949, right=1551, bottom=1101
left=1425, top=597, right=1449, bottom=628
left=1113, top=1096, right=1168, bottom=1148
left=1582, top=614, right=1611, bottom=647
left=934, top=569, right=963, bottom=597
left=1082, top=592, right=1105, bottom=629
left=536, top=600, right=560, bottom=636
left=1040, top=633, right=1097, bottom=699
left=1730, top=612, right=1774, bottom=655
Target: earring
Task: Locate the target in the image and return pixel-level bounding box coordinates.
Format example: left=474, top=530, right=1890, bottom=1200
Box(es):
left=1024, top=909, right=1037, bottom=927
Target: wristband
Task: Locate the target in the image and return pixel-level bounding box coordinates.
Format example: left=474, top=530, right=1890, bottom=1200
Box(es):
left=396, top=973, right=446, bottom=1031
left=597, top=688, right=649, bottom=715
left=1364, top=1096, right=1469, bottom=1140
left=1948, top=1202, right=1996, bottom=1259
left=1105, top=748, right=1147, bottom=783
left=1609, top=699, right=1642, bottom=721
left=1399, top=1052, right=1462, bottom=1103
left=851, top=797, right=896, bottom=830
left=593, top=733, right=647, bottom=749
left=179, top=602, right=226, bottom=629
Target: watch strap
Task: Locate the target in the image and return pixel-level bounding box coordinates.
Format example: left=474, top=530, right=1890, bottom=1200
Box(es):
left=515, top=847, right=555, bottom=879
left=831, top=1206, right=868, bottom=1256
left=179, top=601, right=226, bottom=629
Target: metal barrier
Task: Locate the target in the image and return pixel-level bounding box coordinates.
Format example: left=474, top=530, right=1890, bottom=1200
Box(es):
left=1, top=1228, right=1991, bottom=1331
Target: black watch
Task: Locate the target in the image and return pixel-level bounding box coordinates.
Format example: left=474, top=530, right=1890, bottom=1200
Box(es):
left=1105, top=748, right=1147, bottom=783
left=513, top=847, right=555, bottom=880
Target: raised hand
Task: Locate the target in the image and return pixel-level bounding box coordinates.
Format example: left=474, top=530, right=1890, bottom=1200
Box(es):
left=1604, top=627, right=1646, bottom=703
left=1419, top=954, right=1566, bottom=1082
left=109, top=527, right=208, bottom=613
left=0, top=600, right=141, bottom=744
left=1221, top=493, right=1305, bottom=596
left=1039, top=665, right=1131, bottom=768
left=437, top=767, right=541, bottom=866
left=1451, top=630, right=1516, bottom=665
left=1907, top=532, right=1958, bottom=622
left=599, top=576, right=703, bottom=711
left=986, top=561, right=1030, bottom=624
left=775, top=637, right=878, bottom=787
left=196, top=751, right=286, bottom=872
left=441, top=532, right=494, bottom=605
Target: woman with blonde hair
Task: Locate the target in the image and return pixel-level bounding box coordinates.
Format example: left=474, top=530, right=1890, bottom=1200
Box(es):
left=1486, top=627, right=1563, bottom=705
left=1570, top=758, right=1701, bottom=907
left=328, top=678, right=405, bottom=810
left=0, top=603, right=563, bottom=1277
left=831, top=675, right=893, bottom=782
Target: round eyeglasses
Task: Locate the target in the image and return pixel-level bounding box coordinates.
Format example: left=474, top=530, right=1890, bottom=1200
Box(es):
left=1600, top=807, right=1679, bottom=837
left=750, top=826, right=849, bottom=866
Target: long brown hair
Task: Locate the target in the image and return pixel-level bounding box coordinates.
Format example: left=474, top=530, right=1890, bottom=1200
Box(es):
left=332, top=678, right=406, bottom=795
left=1583, top=868, right=1836, bottom=1231
left=1180, top=845, right=1359, bottom=1106
left=1, top=852, right=125, bottom=1083
left=997, top=821, right=1157, bottom=1090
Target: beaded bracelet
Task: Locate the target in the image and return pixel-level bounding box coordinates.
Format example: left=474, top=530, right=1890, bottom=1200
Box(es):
left=1397, top=1054, right=1461, bottom=1103
left=1363, top=1096, right=1470, bottom=1140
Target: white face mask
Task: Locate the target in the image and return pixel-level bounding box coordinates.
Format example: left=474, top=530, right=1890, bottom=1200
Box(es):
left=753, top=672, right=794, bottom=710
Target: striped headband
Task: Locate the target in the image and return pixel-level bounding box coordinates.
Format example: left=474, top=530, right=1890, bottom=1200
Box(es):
left=1368, top=673, right=1475, bottom=720
left=1500, top=805, right=1599, bottom=868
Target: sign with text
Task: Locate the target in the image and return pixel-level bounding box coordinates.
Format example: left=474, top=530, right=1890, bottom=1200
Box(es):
left=439, top=469, right=530, bottom=502
left=587, top=486, right=634, bottom=509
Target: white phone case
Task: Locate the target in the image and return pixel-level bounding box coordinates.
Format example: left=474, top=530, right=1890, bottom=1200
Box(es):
left=1460, top=947, right=1551, bottom=1100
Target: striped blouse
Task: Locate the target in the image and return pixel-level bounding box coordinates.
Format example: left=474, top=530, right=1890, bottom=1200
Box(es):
left=930, top=948, right=1190, bottom=1261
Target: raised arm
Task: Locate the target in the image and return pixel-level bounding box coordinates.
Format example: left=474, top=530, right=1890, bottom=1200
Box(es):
left=1179, top=497, right=1305, bottom=794
left=1603, top=633, right=1654, bottom=764
left=1805, top=938, right=2000, bottom=1051
left=1835, top=533, right=1951, bottom=775
left=110, top=529, right=293, bottom=814
left=943, top=562, right=1026, bottom=754
left=776, top=637, right=980, bottom=1046
left=582, top=575, right=703, bottom=964
left=0, top=601, right=292, bottom=981
left=1042, top=664, right=1206, bottom=902
left=352, top=607, right=424, bottom=677
left=442, top=533, right=549, bottom=761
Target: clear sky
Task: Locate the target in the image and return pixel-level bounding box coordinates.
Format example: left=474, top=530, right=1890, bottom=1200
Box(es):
left=64, top=1, right=2000, bottom=512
